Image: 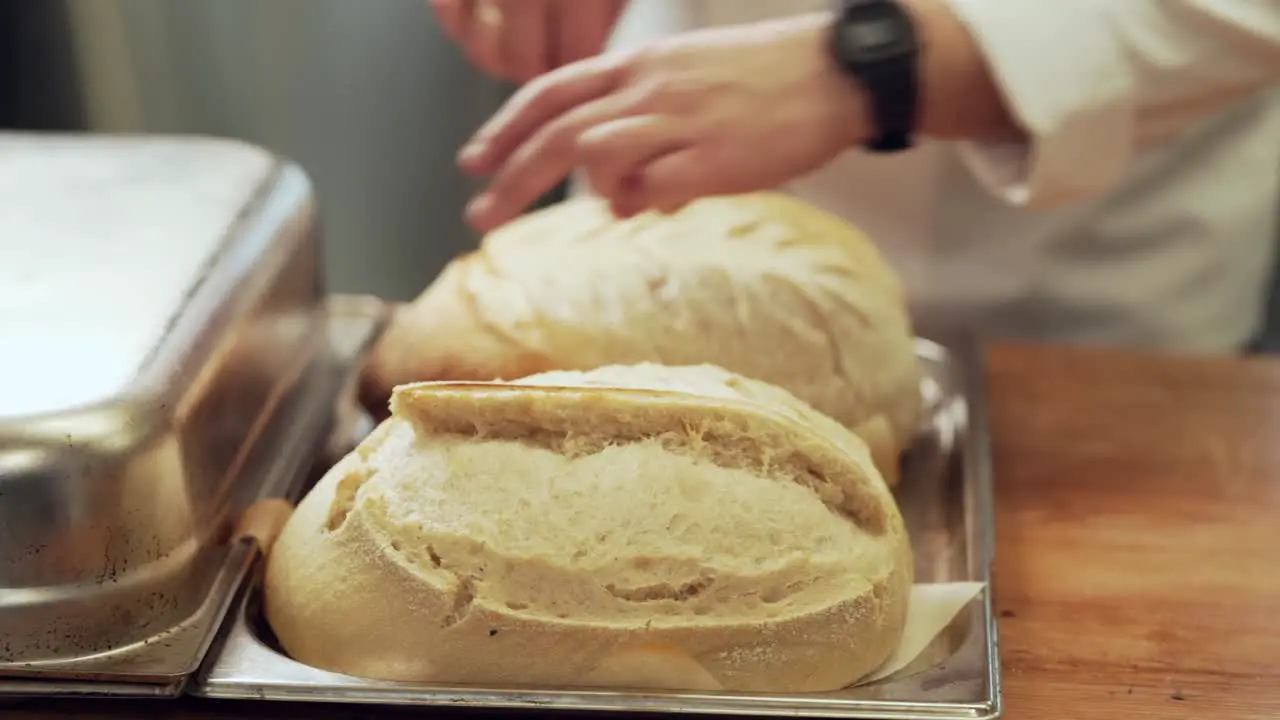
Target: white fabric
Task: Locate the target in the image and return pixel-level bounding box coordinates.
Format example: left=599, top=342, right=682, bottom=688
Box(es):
left=591, top=0, right=1280, bottom=352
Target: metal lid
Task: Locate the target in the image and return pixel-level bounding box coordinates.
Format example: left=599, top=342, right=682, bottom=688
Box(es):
left=0, top=133, right=276, bottom=419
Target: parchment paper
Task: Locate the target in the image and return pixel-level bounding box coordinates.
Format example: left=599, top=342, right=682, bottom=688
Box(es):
left=854, top=581, right=988, bottom=686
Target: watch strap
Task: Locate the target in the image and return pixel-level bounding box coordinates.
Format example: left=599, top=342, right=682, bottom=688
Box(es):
left=861, top=56, right=917, bottom=153
left=831, top=0, right=921, bottom=153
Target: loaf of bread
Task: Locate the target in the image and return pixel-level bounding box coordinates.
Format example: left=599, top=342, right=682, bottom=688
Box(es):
left=266, top=363, right=912, bottom=692
left=361, top=192, right=923, bottom=466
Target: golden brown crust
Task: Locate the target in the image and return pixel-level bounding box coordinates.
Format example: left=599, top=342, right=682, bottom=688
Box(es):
left=357, top=193, right=924, bottom=466
left=359, top=263, right=556, bottom=418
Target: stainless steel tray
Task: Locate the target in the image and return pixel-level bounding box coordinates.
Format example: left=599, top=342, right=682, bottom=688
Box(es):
left=0, top=295, right=390, bottom=698
left=192, top=337, right=1000, bottom=719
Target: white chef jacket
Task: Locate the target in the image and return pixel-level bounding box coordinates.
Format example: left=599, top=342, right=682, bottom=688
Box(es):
left=586, top=0, right=1280, bottom=352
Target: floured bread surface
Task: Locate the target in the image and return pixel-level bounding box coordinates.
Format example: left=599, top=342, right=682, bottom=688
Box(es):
left=266, top=364, right=912, bottom=693
left=361, top=192, right=924, bottom=456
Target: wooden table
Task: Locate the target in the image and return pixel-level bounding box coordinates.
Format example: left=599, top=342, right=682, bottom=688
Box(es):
left=6, top=344, right=1279, bottom=719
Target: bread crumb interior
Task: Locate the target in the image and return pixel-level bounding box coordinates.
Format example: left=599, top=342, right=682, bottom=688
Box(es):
left=329, top=420, right=891, bottom=627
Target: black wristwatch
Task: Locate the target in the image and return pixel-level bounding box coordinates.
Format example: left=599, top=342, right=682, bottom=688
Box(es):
left=827, top=0, right=921, bottom=153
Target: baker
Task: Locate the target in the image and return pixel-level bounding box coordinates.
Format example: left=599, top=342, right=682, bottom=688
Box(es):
left=430, top=0, right=1280, bottom=353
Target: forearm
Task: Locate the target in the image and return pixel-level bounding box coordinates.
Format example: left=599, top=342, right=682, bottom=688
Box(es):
left=898, top=0, right=1280, bottom=144
left=899, top=0, right=1026, bottom=144
left=912, top=0, right=1280, bottom=206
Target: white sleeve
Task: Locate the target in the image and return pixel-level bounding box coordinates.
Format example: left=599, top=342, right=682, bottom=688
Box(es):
left=946, top=0, right=1280, bottom=208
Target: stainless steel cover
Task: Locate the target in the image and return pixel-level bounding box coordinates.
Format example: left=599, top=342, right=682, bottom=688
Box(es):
left=0, top=134, right=331, bottom=691
left=192, top=336, right=1001, bottom=719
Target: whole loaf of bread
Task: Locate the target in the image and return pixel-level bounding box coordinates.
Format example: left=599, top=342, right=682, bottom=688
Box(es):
left=361, top=192, right=923, bottom=461
left=266, top=363, right=913, bottom=692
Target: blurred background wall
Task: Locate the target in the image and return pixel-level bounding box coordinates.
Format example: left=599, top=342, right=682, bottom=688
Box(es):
left=0, top=1, right=1275, bottom=341
left=0, top=0, right=510, bottom=300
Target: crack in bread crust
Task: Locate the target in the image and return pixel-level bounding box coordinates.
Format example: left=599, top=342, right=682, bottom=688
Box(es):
left=425, top=426, right=877, bottom=533
left=393, top=382, right=896, bottom=537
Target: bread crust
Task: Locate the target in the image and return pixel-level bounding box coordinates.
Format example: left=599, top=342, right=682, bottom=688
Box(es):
left=266, top=364, right=913, bottom=693
left=361, top=193, right=923, bottom=459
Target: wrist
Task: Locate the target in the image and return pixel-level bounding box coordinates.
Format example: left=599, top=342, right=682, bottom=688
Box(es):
left=820, top=0, right=1024, bottom=149
left=896, top=0, right=1024, bottom=142
left=825, top=1, right=921, bottom=153
left=797, top=12, right=878, bottom=149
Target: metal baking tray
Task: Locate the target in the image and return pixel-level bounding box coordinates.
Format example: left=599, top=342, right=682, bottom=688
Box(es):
left=192, top=335, right=1000, bottom=719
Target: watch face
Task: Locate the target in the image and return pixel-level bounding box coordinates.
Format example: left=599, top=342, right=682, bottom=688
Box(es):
left=838, top=2, right=916, bottom=63
left=850, top=17, right=898, bottom=48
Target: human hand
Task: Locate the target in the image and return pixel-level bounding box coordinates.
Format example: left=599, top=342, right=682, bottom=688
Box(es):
left=457, top=12, right=871, bottom=233
left=430, top=0, right=627, bottom=85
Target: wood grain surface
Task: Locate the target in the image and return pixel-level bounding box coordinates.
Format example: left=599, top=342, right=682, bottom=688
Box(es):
left=986, top=343, right=1280, bottom=719
left=4, top=343, right=1278, bottom=719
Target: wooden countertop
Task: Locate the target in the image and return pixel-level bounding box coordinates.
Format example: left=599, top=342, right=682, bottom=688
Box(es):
left=984, top=343, right=1279, bottom=718
left=6, top=343, right=1279, bottom=719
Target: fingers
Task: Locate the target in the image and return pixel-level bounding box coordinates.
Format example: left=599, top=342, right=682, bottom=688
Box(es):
left=459, top=58, right=623, bottom=174
left=629, top=146, right=752, bottom=215
left=430, top=0, right=468, bottom=40
left=501, top=0, right=552, bottom=84
left=554, top=0, right=627, bottom=66
left=433, top=0, right=554, bottom=85
left=465, top=93, right=642, bottom=231
left=577, top=115, right=689, bottom=213
left=467, top=0, right=506, bottom=79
